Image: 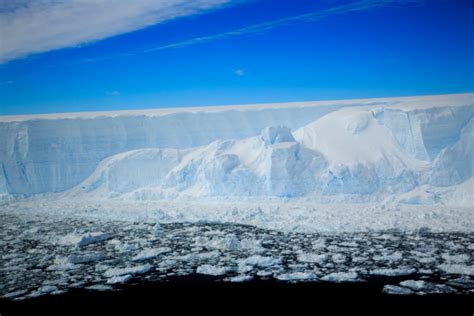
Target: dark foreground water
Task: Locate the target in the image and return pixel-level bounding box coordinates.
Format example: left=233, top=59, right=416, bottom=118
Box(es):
left=0, top=213, right=472, bottom=314
left=1, top=274, right=473, bottom=315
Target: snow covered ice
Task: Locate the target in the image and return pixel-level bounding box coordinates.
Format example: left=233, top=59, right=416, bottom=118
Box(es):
left=0, top=93, right=473, bottom=300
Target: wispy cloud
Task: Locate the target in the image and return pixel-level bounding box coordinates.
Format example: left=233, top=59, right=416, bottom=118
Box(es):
left=0, top=0, right=232, bottom=63
left=0, top=80, right=15, bottom=85
left=144, top=0, right=429, bottom=52
left=234, top=69, right=245, bottom=76
left=106, top=90, right=120, bottom=97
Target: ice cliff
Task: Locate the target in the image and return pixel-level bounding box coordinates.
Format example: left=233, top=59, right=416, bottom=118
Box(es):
left=1, top=93, right=473, bottom=204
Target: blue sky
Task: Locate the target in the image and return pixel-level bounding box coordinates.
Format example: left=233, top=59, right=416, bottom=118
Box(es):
left=0, top=0, right=473, bottom=115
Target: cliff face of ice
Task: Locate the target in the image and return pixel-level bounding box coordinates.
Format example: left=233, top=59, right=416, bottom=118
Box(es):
left=68, top=126, right=327, bottom=198
left=0, top=102, right=350, bottom=195
left=1, top=93, right=473, bottom=202
left=429, top=118, right=473, bottom=187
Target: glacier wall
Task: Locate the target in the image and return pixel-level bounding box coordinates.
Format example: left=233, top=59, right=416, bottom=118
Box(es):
left=0, top=103, right=351, bottom=195
left=0, top=93, right=473, bottom=198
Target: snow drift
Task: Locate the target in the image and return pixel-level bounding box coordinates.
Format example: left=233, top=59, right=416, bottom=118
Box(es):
left=1, top=93, right=473, bottom=205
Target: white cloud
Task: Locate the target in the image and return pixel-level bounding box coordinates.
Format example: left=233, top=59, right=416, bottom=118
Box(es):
left=0, top=0, right=231, bottom=63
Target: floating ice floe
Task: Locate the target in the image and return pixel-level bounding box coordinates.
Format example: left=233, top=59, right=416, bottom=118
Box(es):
left=441, top=253, right=470, bottom=263
left=227, top=275, right=253, bottom=282
left=58, top=232, right=111, bottom=247
left=276, top=272, right=318, bottom=281
left=331, top=253, right=347, bottom=264
left=321, top=271, right=359, bottom=282
left=297, top=253, right=328, bottom=264
left=194, top=236, right=264, bottom=253
left=237, top=255, right=281, bottom=268
left=438, top=264, right=474, bottom=276
left=28, top=285, right=59, bottom=298
left=77, top=232, right=111, bottom=247
left=373, top=251, right=403, bottom=262
left=399, top=280, right=457, bottom=294
left=369, top=268, right=417, bottom=276
left=104, top=264, right=152, bottom=278
left=46, top=256, right=79, bottom=271
left=2, top=289, right=28, bottom=299
left=383, top=285, right=414, bottom=295
left=109, top=240, right=139, bottom=253
left=68, top=252, right=104, bottom=264
left=132, top=247, right=171, bottom=261
left=196, top=264, right=231, bottom=276
left=86, top=284, right=113, bottom=291
left=106, top=274, right=132, bottom=285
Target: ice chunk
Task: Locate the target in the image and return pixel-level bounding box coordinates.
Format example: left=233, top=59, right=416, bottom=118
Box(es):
left=321, top=271, right=359, bottom=282
left=399, top=280, right=427, bottom=291
left=68, top=253, right=104, bottom=264
left=276, top=272, right=318, bottom=281
left=59, top=232, right=110, bottom=247
left=332, top=254, right=347, bottom=263
left=86, top=284, right=113, bottom=291
left=196, top=264, right=231, bottom=276
left=107, top=274, right=132, bottom=285
left=132, top=247, right=171, bottom=261
left=3, top=289, right=28, bottom=299
left=297, top=253, right=328, bottom=264
left=104, top=264, right=152, bottom=278
left=438, top=264, right=474, bottom=275
left=373, top=251, right=403, bottom=262
left=383, top=285, right=414, bottom=295
left=369, top=268, right=416, bottom=276
left=227, top=275, right=253, bottom=282
left=399, top=280, right=457, bottom=294
left=77, top=232, right=111, bottom=247
left=110, top=240, right=139, bottom=253
left=46, top=256, right=79, bottom=271
left=441, top=253, right=470, bottom=263
left=237, top=255, right=281, bottom=268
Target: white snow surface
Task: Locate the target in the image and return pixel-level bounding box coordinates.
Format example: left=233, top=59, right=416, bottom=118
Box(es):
left=0, top=93, right=473, bottom=233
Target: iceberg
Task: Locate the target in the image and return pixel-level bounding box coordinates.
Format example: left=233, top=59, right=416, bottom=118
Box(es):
left=0, top=93, right=472, bottom=207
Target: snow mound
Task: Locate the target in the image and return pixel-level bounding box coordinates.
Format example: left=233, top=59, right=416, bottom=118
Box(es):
left=68, top=148, right=184, bottom=198
left=384, top=177, right=474, bottom=207
left=293, top=107, right=431, bottom=195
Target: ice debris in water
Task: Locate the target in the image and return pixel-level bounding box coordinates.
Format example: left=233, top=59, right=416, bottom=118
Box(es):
left=104, top=264, right=152, bottom=278
left=196, top=264, right=231, bottom=276
left=132, top=247, right=171, bottom=261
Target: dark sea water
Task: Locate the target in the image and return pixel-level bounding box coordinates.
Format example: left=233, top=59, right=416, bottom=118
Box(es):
left=0, top=213, right=472, bottom=314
